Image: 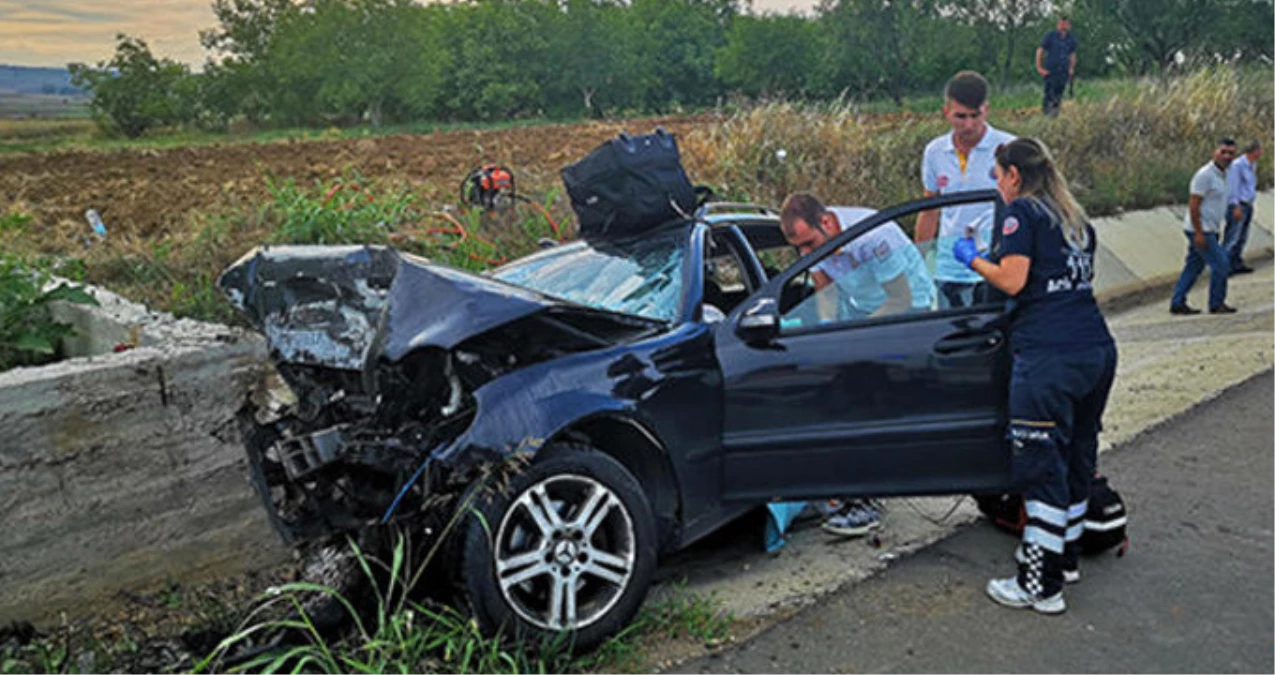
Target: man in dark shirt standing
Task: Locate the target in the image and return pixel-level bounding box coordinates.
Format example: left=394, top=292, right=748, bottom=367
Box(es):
left=1036, top=16, right=1077, bottom=117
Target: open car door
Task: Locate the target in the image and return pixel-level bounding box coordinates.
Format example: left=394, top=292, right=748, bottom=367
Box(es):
left=715, top=191, right=1014, bottom=502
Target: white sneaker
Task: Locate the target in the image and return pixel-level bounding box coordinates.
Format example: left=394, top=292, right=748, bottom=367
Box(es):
left=1015, top=544, right=1080, bottom=583
left=986, top=576, right=1066, bottom=614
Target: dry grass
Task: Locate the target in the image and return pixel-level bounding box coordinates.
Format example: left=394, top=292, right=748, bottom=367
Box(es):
left=683, top=66, right=1274, bottom=222
left=0, top=117, right=96, bottom=146
left=682, top=99, right=942, bottom=210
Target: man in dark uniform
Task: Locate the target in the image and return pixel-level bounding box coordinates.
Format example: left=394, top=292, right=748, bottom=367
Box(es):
left=1035, top=16, right=1077, bottom=117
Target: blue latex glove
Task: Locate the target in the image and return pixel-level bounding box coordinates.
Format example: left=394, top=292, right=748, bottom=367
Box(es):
left=952, top=236, right=984, bottom=269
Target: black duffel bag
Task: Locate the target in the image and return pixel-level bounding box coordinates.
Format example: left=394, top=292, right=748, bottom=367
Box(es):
left=974, top=473, right=1129, bottom=556
left=561, top=128, right=697, bottom=240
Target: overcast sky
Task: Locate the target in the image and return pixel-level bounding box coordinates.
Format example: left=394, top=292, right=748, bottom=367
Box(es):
left=0, top=0, right=816, bottom=69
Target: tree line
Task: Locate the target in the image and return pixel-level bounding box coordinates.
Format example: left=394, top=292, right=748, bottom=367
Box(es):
left=69, top=0, right=1274, bottom=138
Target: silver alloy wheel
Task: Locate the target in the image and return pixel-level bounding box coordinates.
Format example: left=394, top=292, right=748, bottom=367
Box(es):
left=493, top=473, right=636, bottom=631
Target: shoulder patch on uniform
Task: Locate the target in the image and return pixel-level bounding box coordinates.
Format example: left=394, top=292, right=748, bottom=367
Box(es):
left=874, top=240, right=891, bottom=260
left=1003, top=216, right=1020, bottom=236
left=937, top=174, right=949, bottom=188
left=989, top=166, right=997, bottom=180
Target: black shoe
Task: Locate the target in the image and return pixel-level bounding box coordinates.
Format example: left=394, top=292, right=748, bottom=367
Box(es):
left=1231, top=265, right=1255, bottom=275
left=1209, top=304, right=1237, bottom=314
left=1169, top=304, right=1201, bottom=315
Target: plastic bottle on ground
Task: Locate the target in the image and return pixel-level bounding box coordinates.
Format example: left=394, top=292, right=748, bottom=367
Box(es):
left=85, top=209, right=107, bottom=239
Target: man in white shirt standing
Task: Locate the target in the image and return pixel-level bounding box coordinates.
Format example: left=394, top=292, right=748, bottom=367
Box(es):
left=914, top=70, right=1016, bottom=309
left=1170, top=138, right=1239, bottom=315
left=1224, top=139, right=1262, bottom=275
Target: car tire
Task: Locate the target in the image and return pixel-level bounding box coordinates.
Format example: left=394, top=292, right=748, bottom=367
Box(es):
left=296, top=540, right=368, bottom=633
left=459, top=443, right=657, bottom=652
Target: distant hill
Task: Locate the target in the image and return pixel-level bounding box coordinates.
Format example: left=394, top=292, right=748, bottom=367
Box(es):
left=0, top=65, right=85, bottom=97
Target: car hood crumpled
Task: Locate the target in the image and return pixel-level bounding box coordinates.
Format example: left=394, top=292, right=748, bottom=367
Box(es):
left=218, top=244, right=569, bottom=370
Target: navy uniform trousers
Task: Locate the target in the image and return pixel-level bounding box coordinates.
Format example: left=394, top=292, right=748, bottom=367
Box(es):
left=1008, top=342, right=1118, bottom=597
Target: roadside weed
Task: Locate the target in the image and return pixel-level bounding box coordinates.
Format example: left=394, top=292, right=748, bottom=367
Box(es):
left=0, top=255, right=98, bottom=371
left=577, top=582, right=734, bottom=673
left=0, top=211, right=31, bottom=233
left=264, top=172, right=416, bottom=245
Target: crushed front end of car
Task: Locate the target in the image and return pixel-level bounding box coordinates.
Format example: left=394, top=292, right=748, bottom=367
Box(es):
left=219, top=244, right=659, bottom=545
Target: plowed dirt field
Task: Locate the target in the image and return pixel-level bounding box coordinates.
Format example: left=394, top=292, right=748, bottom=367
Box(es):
left=0, top=115, right=714, bottom=243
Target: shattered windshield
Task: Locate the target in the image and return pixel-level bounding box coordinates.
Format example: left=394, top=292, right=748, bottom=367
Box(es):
left=490, top=232, right=686, bottom=322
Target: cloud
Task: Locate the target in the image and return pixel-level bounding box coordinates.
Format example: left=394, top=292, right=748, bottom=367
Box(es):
left=0, top=0, right=216, bottom=67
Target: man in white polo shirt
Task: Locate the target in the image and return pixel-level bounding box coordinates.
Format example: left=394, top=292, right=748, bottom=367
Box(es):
left=1170, top=138, right=1239, bottom=315
left=914, top=70, right=1016, bottom=309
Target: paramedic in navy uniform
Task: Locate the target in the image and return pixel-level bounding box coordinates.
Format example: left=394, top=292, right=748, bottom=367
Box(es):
left=953, top=137, right=1117, bottom=614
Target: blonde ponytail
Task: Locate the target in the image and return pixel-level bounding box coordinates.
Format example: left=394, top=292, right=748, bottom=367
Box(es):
left=996, top=138, right=1089, bottom=247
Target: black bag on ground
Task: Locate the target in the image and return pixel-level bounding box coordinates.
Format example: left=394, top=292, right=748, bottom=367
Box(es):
left=561, top=129, right=696, bottom=240
left=1077, top=474, right=1128, bottom=554
left=974, top=473, right=1128, bottom=555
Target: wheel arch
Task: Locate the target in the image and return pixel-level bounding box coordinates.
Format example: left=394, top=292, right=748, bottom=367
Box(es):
left=551, top=414, right=681, bottom=553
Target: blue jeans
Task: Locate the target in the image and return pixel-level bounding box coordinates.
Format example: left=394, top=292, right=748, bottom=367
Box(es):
left=1170, top=231, right=1229, bottom=310
left=1223, top=202, right=1254, bottom=270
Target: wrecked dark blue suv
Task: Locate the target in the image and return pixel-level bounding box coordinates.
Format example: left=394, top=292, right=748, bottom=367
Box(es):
left=219, top=191, right=1013, bottom=649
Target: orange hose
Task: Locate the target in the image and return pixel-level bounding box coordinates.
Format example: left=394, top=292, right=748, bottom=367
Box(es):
left=418, top=211, right=508, bottom=266
left=518, top=196, right=563, bottom=241
left=323, top=183, right=343, bottom=206
left=322, top=181, right=377, bottom=211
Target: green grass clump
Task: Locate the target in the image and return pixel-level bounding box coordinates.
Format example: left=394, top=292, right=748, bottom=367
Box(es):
left=0, top=255, right=98, bottom=372
left=192, top=535, right=730, bottom=675
left=262, top=172, right=416, bottom=246
left=575, top=581, right=733, bottom=673
left=0, top=210, right=33, bottom=233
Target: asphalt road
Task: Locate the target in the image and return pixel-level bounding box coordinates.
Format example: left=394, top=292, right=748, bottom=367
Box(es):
left=683, top=371, right=1274, bottom=674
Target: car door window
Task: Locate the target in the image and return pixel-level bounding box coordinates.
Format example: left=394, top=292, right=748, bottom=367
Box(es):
left=771, top=194, right=1003, bottom=334
left=779, top=218, right=935, bottom=331
left=757, top=246, right=800, bottom=279
left=704, top=234, right=752, bottom=316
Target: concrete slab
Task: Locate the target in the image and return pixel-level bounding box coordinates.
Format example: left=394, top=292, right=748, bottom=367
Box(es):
left=1245, top=190, right=1274, bottom=255
left=0, top=286, right=288, bottom=623
left=1091, top=242, right=1142, bottom=294
left=1252, top=191, right=1273, bottom=236
left=1243, top=227, right=1273, bottom=261
left=1093, top=205, right=1194, bottom=286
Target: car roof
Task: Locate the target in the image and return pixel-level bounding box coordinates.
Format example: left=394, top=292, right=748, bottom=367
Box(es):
left=696, top=202, right=788, bottom=251
left=569, top=202, right=783, bottom=248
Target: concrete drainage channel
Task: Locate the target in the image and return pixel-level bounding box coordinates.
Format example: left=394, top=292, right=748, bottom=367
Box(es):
left=1, top=193, right=1271, bottom=639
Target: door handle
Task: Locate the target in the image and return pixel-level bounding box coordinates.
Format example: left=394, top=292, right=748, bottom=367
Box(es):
left=933, top=331, right=1003, bottom=356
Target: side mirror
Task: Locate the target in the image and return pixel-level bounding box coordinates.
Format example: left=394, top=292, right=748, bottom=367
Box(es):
left=735, top=298, right=779, bottom=344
